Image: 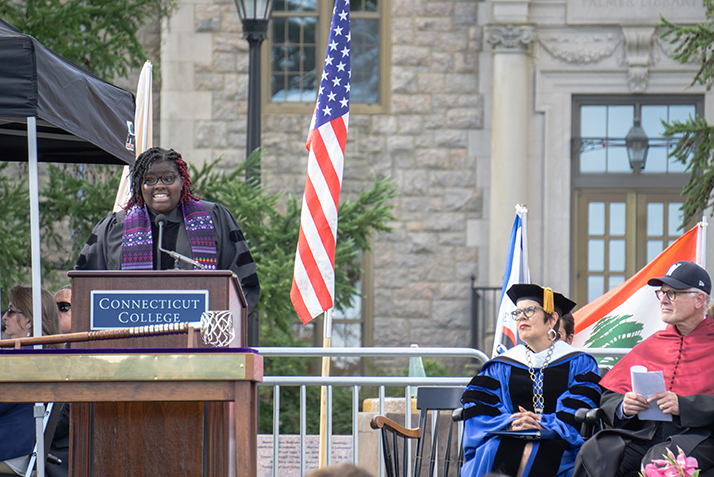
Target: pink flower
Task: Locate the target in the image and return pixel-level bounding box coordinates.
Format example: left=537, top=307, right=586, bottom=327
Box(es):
left=675, top=450, right=698, bottom=477
left=639, top=448, right=700, bottom=477
left=643, top=462, right=666, bottom=477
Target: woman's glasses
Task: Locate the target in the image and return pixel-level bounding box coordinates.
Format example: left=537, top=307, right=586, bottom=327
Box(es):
left=510, top=305, right=545, bottom=320
left=57, top=302, right=71, bottom=313
left=144, top=174, right=178, bottom=186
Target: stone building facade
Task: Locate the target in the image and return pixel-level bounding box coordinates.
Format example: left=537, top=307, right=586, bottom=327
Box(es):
left=142, top=0, right=713, bottom=362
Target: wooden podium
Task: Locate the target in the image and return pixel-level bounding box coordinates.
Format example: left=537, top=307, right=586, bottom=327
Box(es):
left=63, top=270, right=256, bottom=476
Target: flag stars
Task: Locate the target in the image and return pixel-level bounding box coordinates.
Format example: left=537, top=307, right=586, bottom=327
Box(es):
left=327, top=92, right=336, bottom=101
left=325, top=56, right=334, bottom=66
left=322, top=105, right=332, bottom=116
left=321, top=71, right=329, bottom=81
left=338, top=10, right=348, bottom=21
left=334, top=26, right=343, bottom=36
left=336, top=62, right=346, bottom=72
left=340, top=98, right=348, bottom=108
left=341, top=46, right=350, bottom=57
left=329, top=40, right=338, bottom=51
left=332, top=76, right=342, bottom=87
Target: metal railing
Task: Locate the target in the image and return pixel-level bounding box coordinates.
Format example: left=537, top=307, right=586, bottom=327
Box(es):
left=254, top=346, right=628, bottom=476
left=256, top=347, right=488, bottom=477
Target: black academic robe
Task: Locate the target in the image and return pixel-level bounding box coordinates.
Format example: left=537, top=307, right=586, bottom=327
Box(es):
left=75, top=201, right=260, bottom=316
left=575, top=390, right=714, bottom=476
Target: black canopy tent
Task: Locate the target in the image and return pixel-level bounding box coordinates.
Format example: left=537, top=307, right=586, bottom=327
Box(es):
left=0, top=19, right=136, bottom=363
left=0, top=19, right=136, bottom=164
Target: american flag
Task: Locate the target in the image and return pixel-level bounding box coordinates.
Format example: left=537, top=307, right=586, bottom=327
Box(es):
left=290, top=0, right=351, bottom=324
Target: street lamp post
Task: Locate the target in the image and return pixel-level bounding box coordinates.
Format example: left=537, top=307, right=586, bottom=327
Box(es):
left=233, top=0, right=273, bottom=347
left=233, top=0, right=274, bottom=186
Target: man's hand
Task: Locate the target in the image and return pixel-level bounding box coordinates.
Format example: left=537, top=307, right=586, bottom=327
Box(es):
left=622, top=392, right=650, bottom=417
left=651, top=391, right=680, bottom=416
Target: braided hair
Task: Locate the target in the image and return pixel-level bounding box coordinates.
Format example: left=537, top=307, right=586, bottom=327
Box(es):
left=125, top=147, right=200, bottom=210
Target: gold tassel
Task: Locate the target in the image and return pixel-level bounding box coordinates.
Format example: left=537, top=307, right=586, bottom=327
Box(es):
left=543, top=287, right=554, bottom=314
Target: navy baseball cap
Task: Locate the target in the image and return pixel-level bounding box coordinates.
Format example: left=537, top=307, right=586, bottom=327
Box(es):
left=647, top=261, right=711, bottom=295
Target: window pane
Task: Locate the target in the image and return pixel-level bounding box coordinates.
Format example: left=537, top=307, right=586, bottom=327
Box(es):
left=581, top=148, right=606, bottom=173
left=669, top=105, right=695, bottom=124
left=581, top=106, right=606, bottom=137
left=351, top=18, right=380, bottom=103
left=609, top=275, right=625, bottom=290
left=668, top=142, right=687, bottom=173
left=644, top=144, right=667, bottom=173
left=609, top=240, right=625, bottom=272
left=641, top=105, right=667, bottom=137
left=272, top=73, right=286, bottom=100
left=647, top=240, right=663, bottom=262
left=588, top=275, right=605, bottom=302
left=365, top=0, right=378, bottom=11
left=288, top=0, right=317, bottom=12
left=668, top=203, right=683, bottom=235
left=303, top=16, right=316, bottom=43
left=608, top=105, right=634, bottom=138
left=272, top=17, right=286, bottom=43
left=589, top=239, right=605, bottom=272
left=608, top=146, right=631, bottom=172
left=610, top=202, right=626, bottom=236
left=647, top=203, right=664, bottom=236
left=589, top=202, right=605, bottom=235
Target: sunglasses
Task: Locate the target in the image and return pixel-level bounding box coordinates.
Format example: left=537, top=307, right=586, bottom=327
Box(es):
left=3, top=307, right=25, bottom=316
left=57, top=302, right=71, bottom=313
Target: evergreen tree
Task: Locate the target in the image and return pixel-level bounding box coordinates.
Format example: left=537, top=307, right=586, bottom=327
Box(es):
left=659, top=0, right=714, bottom=223
left=0, top=0, right=173, bottom=81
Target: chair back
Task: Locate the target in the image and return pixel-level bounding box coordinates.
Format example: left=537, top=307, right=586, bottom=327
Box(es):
left=370, top=386, right=465, bottom=477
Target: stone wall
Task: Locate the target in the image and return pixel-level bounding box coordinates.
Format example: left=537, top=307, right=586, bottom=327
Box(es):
left=158, top=0, right=486, bottom=364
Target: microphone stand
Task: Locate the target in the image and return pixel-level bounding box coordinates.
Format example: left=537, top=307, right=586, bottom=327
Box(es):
left=155, top=214, right=207, bottom=270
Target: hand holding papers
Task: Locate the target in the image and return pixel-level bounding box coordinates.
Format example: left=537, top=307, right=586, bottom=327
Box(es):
left=630, top=366, right=672, bottom=421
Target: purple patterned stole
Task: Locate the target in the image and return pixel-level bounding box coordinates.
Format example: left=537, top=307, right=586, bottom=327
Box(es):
left=121, top=200, right=217, bottom=270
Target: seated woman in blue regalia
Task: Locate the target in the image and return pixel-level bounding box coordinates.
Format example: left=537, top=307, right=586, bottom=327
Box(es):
left=461, top=284, right=601, bottom=477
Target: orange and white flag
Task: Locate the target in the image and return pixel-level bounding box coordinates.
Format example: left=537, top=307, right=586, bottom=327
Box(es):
left=573, top=223, right=705, bottom=361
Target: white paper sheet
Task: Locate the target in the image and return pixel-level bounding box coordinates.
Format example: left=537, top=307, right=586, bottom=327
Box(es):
left=630, top=365, right=672, bottom=421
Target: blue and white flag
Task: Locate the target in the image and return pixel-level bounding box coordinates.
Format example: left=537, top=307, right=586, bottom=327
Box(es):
left=491, top=204, right=531, bottom=357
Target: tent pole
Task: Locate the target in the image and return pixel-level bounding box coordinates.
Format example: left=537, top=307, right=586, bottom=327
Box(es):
left=27, top=116, right=47, bottom=477
left=27, top=117, right=43, bottom=346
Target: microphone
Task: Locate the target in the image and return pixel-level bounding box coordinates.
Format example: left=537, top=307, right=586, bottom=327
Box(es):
left=154, top=214, right=207, bottom=270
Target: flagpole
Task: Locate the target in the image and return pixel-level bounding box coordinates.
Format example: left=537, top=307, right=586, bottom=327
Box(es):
left=699, top=215, right=708, bottom=269
left=318, top=308, right=333, bottom=468
left=518, top=205, right=530, bottom=283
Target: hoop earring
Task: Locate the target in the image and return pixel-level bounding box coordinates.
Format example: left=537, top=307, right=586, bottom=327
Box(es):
left=548, top=328, right=560, bottom=342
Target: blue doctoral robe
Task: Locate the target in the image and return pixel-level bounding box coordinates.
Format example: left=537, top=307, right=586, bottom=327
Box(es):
left=461, top=342, right=601, bottom=477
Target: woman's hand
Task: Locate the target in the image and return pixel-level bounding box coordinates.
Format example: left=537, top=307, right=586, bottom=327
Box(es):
left=509, top=406, right=544, bottom=430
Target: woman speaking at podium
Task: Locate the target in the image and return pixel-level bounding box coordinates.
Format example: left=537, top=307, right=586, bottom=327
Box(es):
left=75, top=147, right=260, bottom=315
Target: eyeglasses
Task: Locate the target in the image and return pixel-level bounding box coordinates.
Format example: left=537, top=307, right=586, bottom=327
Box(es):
left=144, top=174, right=178, bottom=186
left=57, top=302, right=71, bottom=313
left=3, top=307, right=25, bottom=317
left=654, top=289, right=698, bottom=301
left=510, top=305, right=545, bottom=320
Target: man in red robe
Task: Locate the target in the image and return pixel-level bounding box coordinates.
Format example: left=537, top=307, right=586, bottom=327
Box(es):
left=573, top=261, right=714, bottom=477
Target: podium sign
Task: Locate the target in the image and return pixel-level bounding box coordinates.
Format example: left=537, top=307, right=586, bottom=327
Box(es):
left=90, top=289, right=209, bottom=329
